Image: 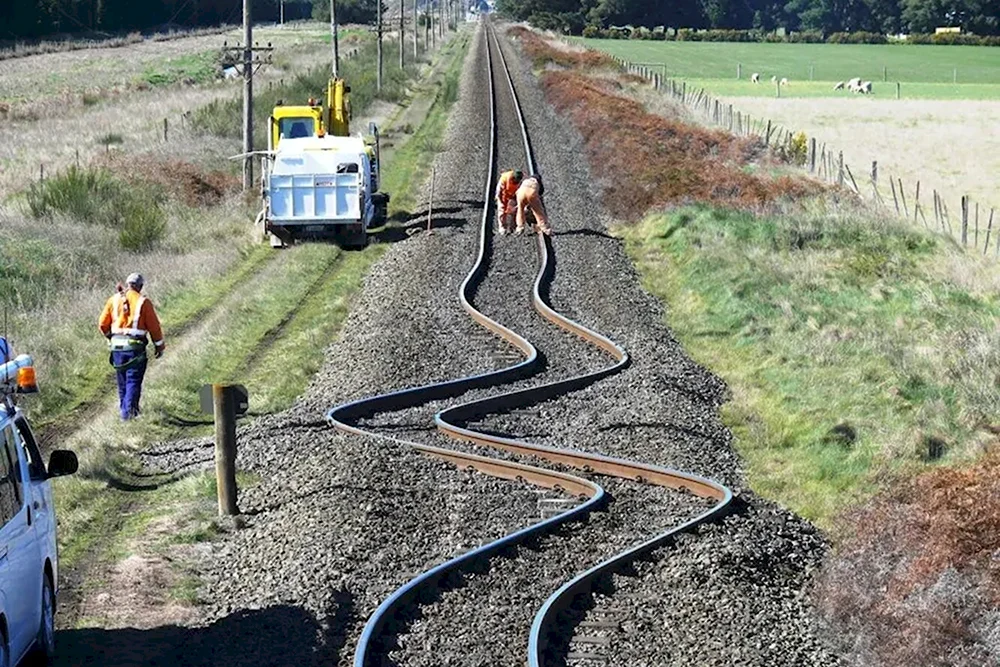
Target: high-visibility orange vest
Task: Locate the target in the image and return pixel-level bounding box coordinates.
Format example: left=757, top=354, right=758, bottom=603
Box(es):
left=98, top=289, right=165, bottom=350
left=496, top=170, right=521, bottom=205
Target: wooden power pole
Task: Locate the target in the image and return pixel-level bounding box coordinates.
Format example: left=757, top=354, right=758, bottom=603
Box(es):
left=242, top=0, right=253, bottom=191
left=377, top=0, right=383, bottom=91
left=399, top=0, right=405, bottom=69
left=331, top=0, right=340, bottom=76
left=412, top=0, right=418, bottom=59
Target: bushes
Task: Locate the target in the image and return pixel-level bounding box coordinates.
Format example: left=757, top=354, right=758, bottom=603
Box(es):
left=579, top=26, right=1000, bottom=46
left=827, top=30, right=887, bottom=44
left=26, top=166, right=167, bottom=252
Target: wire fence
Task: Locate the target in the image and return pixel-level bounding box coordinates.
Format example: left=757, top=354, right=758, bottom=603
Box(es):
left=613, top=56, right=1000, bottom=257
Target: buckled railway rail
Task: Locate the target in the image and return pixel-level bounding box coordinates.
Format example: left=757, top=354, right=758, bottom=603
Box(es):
left=328, top=21, right=734, bottom=667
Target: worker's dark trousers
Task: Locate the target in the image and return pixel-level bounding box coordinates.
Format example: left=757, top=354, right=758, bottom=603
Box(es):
left=111, top=350, right=147, bottom=420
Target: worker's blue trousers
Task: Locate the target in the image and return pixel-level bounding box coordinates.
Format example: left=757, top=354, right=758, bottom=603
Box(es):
left=111, top=350, right=147, bottom=420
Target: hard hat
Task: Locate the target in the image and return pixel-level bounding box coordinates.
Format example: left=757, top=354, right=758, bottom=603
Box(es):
left=126, top=273, right=144, bottom=288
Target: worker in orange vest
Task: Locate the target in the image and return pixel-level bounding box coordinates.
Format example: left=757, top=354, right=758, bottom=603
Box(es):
left=515, top=173, right=551, bottom=236
left=98, top=273, right=165, bottom=420
left=495, top=169, right=523, bottom=235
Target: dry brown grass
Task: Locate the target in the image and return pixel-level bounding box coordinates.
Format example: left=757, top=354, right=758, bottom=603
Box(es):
left=541, top=70, right=822, bottom=218
left=726, top=96, right=1000, bottom=215
left=508, top=26, right=615, bottom=70
left=817, top=449, right=1000, bottom=665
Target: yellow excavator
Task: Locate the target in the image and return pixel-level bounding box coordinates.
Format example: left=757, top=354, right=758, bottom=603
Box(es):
left=261, top=78, right=388, bottom=248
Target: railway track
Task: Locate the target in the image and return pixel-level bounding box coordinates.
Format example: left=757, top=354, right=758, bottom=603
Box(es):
left=327, top=21, right=734, bottom=667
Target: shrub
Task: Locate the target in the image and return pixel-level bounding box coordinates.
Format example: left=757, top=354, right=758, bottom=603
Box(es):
left=827, top=30, right=887, bottom=44
left=582, top=25, right=600, bottom=39
left=25, top=166, right=167, bottom=251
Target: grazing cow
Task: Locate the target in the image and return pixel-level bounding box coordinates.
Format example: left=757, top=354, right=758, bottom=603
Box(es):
left=751, top=72, right=760, bottom=83
left=833, top=81, right=845, bottom=90
left=860, top=81, right=873, bottom=94
left=780, top=77, right=789, bottom=86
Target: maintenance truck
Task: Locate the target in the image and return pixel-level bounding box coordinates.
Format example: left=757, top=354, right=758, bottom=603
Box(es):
left=258, top=78, right=389, bottom=248
left=0, top=338, right=78, bottom=667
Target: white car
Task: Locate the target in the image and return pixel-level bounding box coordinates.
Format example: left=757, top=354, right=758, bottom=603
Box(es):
left=0, top=343, right=77, bottom=667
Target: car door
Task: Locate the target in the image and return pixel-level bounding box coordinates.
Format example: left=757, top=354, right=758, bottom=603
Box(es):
left=0, top=424, right=40, bottom=660
left=13, top=418, right=53, bottom=573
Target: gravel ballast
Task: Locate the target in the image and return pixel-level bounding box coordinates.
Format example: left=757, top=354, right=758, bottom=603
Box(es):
left=108, top=19, right=842, bottom=667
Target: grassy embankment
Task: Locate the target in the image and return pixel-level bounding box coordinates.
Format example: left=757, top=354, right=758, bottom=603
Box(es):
left=524, top=28, right=1000, bottom=525
left=519, top=26, right=1000, bottom=661
left=50, top=30, right=471, bottom=615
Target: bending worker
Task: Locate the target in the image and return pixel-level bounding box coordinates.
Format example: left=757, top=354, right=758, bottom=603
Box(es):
left=98, top=273, right=165, bottom=420
left=495, top=169, right=523, bottom=235
left=516, top=173, right=551, bottom=236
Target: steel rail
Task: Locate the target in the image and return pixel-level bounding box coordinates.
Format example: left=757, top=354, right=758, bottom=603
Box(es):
left=435, top=28, right=734, bottom=665
left=331, top=24, right=607, bottom=667
left=329, top=20, right=735, bottom=667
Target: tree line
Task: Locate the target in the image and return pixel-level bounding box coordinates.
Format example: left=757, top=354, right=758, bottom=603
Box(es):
left=495, top=0, right=1000, bottom=37
left=1, top=1, right=312, bottom=41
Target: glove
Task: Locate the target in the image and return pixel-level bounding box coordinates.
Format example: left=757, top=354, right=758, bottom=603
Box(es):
left=154, top=345, right=164, bottom=359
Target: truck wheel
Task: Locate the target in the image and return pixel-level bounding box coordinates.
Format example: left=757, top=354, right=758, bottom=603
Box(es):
left=346, top=231, right=368, bottom=249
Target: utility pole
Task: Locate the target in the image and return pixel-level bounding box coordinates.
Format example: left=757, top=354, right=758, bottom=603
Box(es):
left=331, top=0, right=339, bottom=76
left=430, top=6, right=434, bottom=48
left=412, top=0, right=418, bottom=59
left=399, top=0, right=405, bottom=69
left=242, top=0, right=253, bottom=191
left=377, top=0, right=383, bottom=91
left=280, top=0, right=285, bottom=26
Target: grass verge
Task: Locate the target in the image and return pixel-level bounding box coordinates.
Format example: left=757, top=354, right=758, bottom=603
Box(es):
left=621, top=206, right=1000, bottom=526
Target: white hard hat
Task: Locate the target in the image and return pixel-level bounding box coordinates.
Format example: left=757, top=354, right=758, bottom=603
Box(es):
left=126, top=273, right=144, bottom=288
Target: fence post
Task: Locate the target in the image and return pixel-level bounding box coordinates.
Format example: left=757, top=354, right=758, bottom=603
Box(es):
left=213, top=384, right=239, bottom=516
left=896, top=82, right=900, bottom=99
left=737, top=62, right=741, bottom=79
left=776, top=80, right=780, bottom=98
left=986, top=209, right=995, bottom=255
left=975, top=201, right=980, bottom=248
left=913, top=181, right=921, bottom=226
left=890, top=177, right=900, bottom=215
left=953, top=67, right=957, bottom=83
left=882, top=65, right=887, bottom=82
left=39, top=164, right=44, bottom=183
left=163, top=118, right=169, bottom=143
left=837, top=152, right=844, bottom=187
left=898, top=178, right=908, bottom=217
left=766, top=120, right=773, bottom=145
left=871, top=160, right=877, bottom=192
left=961, top=195, right=969, bottom=245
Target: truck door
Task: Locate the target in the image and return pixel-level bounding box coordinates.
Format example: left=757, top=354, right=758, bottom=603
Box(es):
left=0, top=425, right=40, bottom=658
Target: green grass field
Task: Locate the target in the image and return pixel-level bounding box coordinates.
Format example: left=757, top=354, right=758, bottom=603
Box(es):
left=578, top=39, right=1000, bottom=99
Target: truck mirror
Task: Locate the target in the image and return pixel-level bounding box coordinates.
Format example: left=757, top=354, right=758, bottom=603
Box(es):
left=47, top=450, right=78, bottom=478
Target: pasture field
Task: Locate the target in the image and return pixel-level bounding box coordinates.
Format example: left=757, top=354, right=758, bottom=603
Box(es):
left=578, top=39, right=1000, bottom=92
left=0, top=23, right=349, bottom=106
left=579, top=37, right=1000, bottom=215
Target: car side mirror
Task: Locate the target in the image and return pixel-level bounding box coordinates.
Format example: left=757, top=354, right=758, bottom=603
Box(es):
left=47, top=450, right=78, bottom=478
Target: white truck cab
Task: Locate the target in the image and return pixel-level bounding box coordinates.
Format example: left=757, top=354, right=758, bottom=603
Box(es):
left=0, top=339, right=77, bottom=667
left=260, top=127, right=389, bottom=249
